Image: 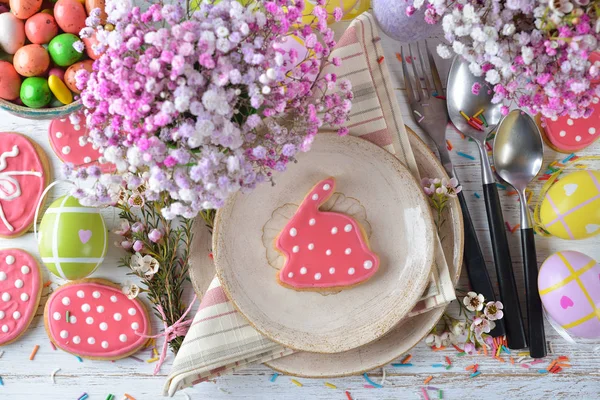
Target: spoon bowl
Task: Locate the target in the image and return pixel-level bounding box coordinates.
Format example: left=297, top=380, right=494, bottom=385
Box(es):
left=446, top=57, right=503, bottom=143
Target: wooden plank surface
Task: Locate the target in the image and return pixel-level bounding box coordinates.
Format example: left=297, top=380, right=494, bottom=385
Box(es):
left=1, top=20, right=599, bottom=400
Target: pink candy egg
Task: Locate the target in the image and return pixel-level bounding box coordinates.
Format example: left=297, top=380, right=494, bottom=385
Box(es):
left=24, top=12, right=58, bottom=44
left=0, top=60, right=21, bottom=100
left=64, top=59, right=92, bottom=93
left=82, top=30, right=101, bottom=60
left=13, top=44, right=49, bottom=77
left=53, top=0, right=86, bottom=35
left=9, top=0, right=42, bottom=19
left=0, top=12, right=25, bottom=54
left=48, top=66, right=65, bottom=81
left=539, top=250, right=600, bottom=339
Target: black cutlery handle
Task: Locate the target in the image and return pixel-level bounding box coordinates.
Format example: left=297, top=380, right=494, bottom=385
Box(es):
left=456, top=191, right=505, bottom=336
left=522, top=228, right=547, bottom=358
left=483, top=183, right=527, bottom=349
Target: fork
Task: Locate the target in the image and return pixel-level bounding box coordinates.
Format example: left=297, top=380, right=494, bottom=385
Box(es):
left=401, top=42, right=504, bottom=336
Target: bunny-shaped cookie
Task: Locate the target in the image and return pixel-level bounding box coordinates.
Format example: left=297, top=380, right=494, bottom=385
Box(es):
left=276, top=178, right=380, bottom=291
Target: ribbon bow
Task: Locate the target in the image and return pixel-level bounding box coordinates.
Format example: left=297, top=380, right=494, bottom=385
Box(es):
left=137, top=295, right=197, bottom=374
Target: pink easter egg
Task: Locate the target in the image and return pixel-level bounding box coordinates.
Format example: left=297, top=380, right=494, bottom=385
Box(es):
left=538, top=250, right=600, bottom=339
left=272, top=35, right=319, bottom=85
left=48, top=67, right=65, bottom=81
left=53, top=0, right=86, bottom=35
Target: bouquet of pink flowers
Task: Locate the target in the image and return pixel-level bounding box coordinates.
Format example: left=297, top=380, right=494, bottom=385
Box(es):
left=409, top=0, right=599, bottom=119
left=69, top=0, right=352, bottom=219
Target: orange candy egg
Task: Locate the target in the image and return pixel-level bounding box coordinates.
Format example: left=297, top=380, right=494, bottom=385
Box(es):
left=25, top=12, right=58, bottom=44
left=0, top=60, right=22, bottom=100
left=85, top=0, right=106, bottom=24
left=53, top=0, right=86, bottom=35
left=64, top=59, right=93, bottom=93
left=13, top=44, right=50, bottom=77
left=82, top=30, right=101, bottom=60
left=9, top=0, right=43, bottom=19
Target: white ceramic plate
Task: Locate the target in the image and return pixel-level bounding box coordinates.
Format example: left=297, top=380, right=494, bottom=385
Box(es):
left=212, top=133, right=436, bottom=353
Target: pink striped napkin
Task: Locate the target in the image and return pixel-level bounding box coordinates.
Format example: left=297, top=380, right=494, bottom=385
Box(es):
left=163, top=12, right=455, bottom=396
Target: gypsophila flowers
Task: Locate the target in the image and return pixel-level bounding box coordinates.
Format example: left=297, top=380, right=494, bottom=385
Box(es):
left=69, top=0, right=352, bottom=219
left=410, top=0, right=600, bottom=119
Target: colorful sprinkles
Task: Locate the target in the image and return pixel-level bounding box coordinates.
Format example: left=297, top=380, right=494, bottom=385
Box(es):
left=362, top=373, right=383, bottom=388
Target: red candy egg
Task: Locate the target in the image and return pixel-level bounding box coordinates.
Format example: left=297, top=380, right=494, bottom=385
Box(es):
left=0, top=61, right=21, bottom=100
left=9, top=0, right=43, bottom=20
left=53, top=0, right=86, bottom=35
left=13, top=44, right=49, bottom=77
left=24, top=12, right=58, bottom=44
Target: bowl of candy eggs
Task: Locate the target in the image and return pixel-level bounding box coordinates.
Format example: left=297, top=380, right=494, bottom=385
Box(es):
left=0, top=0, right=104, bottom=120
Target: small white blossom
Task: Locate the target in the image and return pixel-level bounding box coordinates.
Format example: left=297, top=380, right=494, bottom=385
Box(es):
left=485, top=69, right=501, bottom=85
left=437, top=44, right=452, bottom=59
left=463, top=291, right=485, bottom=312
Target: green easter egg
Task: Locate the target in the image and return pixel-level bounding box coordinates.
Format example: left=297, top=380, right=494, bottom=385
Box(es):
left=38, top=195, right=108, bottom=280
left=48, top=33, right=83, bottom=67
left=20, top=77, right=52, bottom=108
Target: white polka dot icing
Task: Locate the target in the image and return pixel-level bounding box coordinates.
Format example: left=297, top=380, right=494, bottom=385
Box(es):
left=13, top=311, right=20, bottom=320
left=2, top=293, right=11, bottom=302
left=14, top=279, right=23, bottom=288
left=73, top=336, right=81, bottom=344
left=69, top=315, right=77, bottom=324
left=292, top=245, right=300, bottom=253
left=275, top=178, right=380, bottom=290
left=62, top=297, right=71, bottom=306
left=2, top=325, right=8, bottom=333
left=20, top=293, right=29, bottom=301
left=0, top=311, right=4, bottom=319
left=81, top=304, right=91, bottom=312
left=45, top=281, right=149, bottom=358
left=110, top=295, right=117, bottom=303
left=5, top=255, right=15, bottom=265
left=21, top=265, right=30, bottom=274
left=77, top=290, right=85, bottom=298
left=289, top=228, right=297, bottom=237
left=60, top=330, right=69, bottom=339
left=0, top=272, right=5, bottom=281
left=53, top=312, right=61, bottom=321
left=364, top=260, right=374, bottom=269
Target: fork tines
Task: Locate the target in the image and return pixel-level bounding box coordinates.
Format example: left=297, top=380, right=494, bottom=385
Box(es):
left=400, top=42, right=445, bottom=104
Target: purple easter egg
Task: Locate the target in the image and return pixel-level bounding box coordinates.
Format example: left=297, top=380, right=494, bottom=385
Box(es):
left=539, top=251, right=600, bottom=339
left=372, top=0, right=441, bottom=42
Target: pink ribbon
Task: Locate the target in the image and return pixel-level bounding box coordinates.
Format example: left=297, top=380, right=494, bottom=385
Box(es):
left=137, top=295, right=197, bottom=374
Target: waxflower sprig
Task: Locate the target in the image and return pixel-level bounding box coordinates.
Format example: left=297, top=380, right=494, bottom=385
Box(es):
left=70, top=0, right=352, bottom=219
left=421, top=177, right=462, bottom=230
left=409, top=0, right=599, bottom=119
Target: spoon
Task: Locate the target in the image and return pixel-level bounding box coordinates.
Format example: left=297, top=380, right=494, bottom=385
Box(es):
left=447, top=57, right=527, bottom=349
left=493, top=110, right=547, bottom=359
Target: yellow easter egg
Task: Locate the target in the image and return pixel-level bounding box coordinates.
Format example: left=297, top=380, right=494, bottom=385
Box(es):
left=48, top=74, right=73, bottom=105
left=540, top=170, right=600, bottom=240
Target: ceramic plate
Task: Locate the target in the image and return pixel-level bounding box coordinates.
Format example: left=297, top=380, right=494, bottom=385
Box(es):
left=212, top=133, right=436, bottom=353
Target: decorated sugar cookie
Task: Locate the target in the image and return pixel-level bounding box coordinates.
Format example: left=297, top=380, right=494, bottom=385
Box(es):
left=38, top=195, right=108, bottom=280
left=276, top=178, right=380, bottom=291
left=0, top=132, right=50, bottom=238
left=48, top=113, right=114, bottom=172
left=44, top=279, right=151, bottom=360
left=539, top=170, right=600, bottom=240
left=539, top=251, right=600, bottom=339
left=0, top=249, right=43, bottom=346
left=539, top=99, right=600, bottom=153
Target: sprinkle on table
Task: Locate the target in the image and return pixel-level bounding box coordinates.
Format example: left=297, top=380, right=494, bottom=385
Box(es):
left=29, top=345, right=40, bottom=361
left=424, top=376, right=433, bottom=385
left=432, top=363, right=445, bottom=368
left=49, top=341, right=57, bottom=351
left=146, top=357, right=160, bottom=363
left=473, top=108, right=484, bottom=118
left=105, top=395, right=115, bottom=400
left=129, top=356, right=144, bottom=363
left=75, top=356, right=83, bottom=362
left=401, top=354, right=413, bottom=364
left=538, top=369, right=549, bottom=374
left=345, top=391, right=353, bottom=400
left=392, top=363, right=413, bottom=367
left=470, top=371, right=481, bottom=378
left=0, top=376, right=3, bottom=386
left=44, top=281, right=52, bottom=287
left=395, top=53, right=402, bottom=62
left=459, top=110, right=470, bottom=121
left=0, top=350, right=4, bottom=358
left=377, top=56, right=385, bottom=64
left=124, top=394, right=136, bottom=400
left=324, top=382, right=337, bottom=389
left=421, top=387, right=431, bottom=400
left=270, top=373, right=279, bottom=382
left=474, top=192, right=481, bottom=199
left=290, top=378, right=303, bottom=387
left=51, top=368, right=61, bottom=384
left=78, top=393, right=89, bottom=400
left=362, top=373, right=383, bottom=388
left=446, top=140, right=453, bottom=151
left=445, top=356, right=452, bottom=366
left=456, top=151, right=476, bottom=160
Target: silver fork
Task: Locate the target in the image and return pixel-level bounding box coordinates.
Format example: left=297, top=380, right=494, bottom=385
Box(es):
left=401, top=42, right=504, bottom=336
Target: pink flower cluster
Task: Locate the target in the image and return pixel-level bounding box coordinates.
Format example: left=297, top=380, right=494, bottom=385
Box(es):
left=411, top=0, right=600, bottom=119
left=72, top=0, right=352, bottom=218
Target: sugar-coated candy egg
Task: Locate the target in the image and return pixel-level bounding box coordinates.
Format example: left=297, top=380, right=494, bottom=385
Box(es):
left=13, top=44, right=50, bottom=77
left=0, top=12, right=26, bottom=54
left=48, top=74, right=72, bottom=104
left=540, top=170, right=600, bottom=240
left=85, top=0, right=106, bottom=24
left=0, top=60, right=21, bottom=100
left=20, top=76, right=51, bottom=108
left=539, top=250, right=600, bottom=339
left=48, top=67, right=65, bottom=80
left=53, top=0, right=86, bottom=34
left=64, top=59, right=92, bottom=93
left=24, top=12, right=58, bottom=44
left=48, top=33, right=83, bottom=67
left=9, top=0, right=43, bottom=19
left=82, top=31, right=101, bottom=60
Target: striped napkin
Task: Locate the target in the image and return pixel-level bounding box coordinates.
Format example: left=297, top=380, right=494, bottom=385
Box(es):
left=163, top=12, right=455, bottom=396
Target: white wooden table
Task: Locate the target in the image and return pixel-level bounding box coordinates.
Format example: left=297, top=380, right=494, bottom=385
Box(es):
left=1, top=25, right=599, bottom=400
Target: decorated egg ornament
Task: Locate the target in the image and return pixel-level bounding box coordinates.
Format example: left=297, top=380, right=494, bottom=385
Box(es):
left=38, top=195, right=107, bottom=280
left=539, top=251, right=600, bottom=339
left=539, top=170, right=600, bottom=240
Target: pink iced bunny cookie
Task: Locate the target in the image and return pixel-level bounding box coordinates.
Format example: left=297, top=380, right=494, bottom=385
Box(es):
left=44, top=279, right=150, bottom=360
left=0, top=249, right=42, bottom=346
left=49, top=113, right=115, bottom=173
left=276, top=178, right=380, bottom=291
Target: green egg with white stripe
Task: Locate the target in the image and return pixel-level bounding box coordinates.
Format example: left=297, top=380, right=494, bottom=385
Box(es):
left=38, top=195, right=107, bottom=280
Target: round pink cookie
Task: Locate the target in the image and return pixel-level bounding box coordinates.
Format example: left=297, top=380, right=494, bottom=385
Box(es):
left=44, top=279, right=150, bottom=359
left=0, top=249, right=42, bottom=346
left=48, top=113, right=115, bottom=172
left=540, top=100, right=600, bottom=153
left=0, top=132, right=49, bottom=238
left=276, top=177, right=380, bottom=290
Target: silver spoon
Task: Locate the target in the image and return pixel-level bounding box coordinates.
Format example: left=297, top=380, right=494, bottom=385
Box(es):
left=447, top=57, right=527, bottom=349
left=493, top=109, right=547, bottom=359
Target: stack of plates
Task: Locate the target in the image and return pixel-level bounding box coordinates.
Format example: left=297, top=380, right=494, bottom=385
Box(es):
left=190, top=129, right=463, bottom=377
